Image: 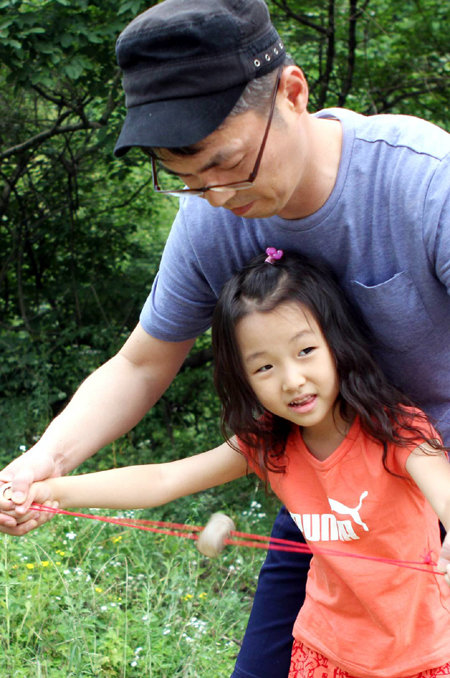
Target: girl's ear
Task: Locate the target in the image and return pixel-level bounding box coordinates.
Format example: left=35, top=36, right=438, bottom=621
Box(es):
left=279, top=65, right=309, bottom=115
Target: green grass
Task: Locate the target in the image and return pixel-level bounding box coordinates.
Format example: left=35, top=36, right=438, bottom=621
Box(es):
left=1, top=476, right=280, bottom=677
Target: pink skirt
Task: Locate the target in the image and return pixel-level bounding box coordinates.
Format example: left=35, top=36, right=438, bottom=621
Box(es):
left=289, top=640, right=450, bottom=678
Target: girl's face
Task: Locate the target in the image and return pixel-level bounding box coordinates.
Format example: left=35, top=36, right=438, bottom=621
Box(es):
left=236, top=301, right=344, bottom=448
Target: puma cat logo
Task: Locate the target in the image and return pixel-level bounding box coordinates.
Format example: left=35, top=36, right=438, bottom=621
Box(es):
left=328, top=491, right=369, bottom=532
left=290, top=491, right=369, bottom=542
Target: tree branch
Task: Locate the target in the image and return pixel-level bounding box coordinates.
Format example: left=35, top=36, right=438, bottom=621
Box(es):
left=338, top=0, right=360, bottom=106
left=181, top=347, right=213, bottom=371
left=317, top=0, right=336, bottom=109
left=271, top=0, right=328, bottom=35
left=0, top=154, right=30, bottom=216
left=1, top=118, right=104, bottom=161
left=99, top=70, right=122, bottom=125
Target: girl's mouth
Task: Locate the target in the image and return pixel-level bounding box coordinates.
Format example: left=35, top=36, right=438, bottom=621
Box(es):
left=288, top=395, right=317, bottom=413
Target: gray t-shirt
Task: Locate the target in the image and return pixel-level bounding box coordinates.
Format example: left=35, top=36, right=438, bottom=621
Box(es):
left=140, top=108, right=450, bottom=440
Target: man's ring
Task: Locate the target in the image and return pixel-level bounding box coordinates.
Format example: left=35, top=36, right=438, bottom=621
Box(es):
left=1, top=483, right=13, bottom=501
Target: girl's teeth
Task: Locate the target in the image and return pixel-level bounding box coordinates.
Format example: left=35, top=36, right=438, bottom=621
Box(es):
left=292, top=396, right=311, bottom=406
left=290, top=395, right=316, bottom=407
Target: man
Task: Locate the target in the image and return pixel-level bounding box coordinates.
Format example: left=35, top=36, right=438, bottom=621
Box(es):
left=1, top=1, right=449, bottom=676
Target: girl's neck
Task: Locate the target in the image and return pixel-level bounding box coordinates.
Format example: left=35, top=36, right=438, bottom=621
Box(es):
left=301, top=408, right=355, bottom=461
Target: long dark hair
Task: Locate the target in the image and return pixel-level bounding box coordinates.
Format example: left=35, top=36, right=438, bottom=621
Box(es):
left=212, top=251, right=445, bottom=479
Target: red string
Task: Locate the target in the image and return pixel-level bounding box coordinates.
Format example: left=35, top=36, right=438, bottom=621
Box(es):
left=31, top=503, right=444, bottom=576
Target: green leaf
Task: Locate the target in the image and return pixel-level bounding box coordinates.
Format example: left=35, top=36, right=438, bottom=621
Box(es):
left=60, top=33, right=74, bottom=48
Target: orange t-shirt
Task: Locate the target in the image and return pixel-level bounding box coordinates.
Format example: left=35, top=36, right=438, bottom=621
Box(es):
left=241, top=414, right=450, bottom=677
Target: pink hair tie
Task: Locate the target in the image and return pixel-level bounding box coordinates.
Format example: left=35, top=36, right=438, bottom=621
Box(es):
left=265, top=247, right=284, bottom=264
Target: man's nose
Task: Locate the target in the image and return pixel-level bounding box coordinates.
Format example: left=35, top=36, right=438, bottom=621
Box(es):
left=203, top=186, right=237, bottom=208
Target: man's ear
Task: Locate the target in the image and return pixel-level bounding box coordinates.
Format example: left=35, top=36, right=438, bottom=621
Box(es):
left=279, top=66, right=309, bottom=115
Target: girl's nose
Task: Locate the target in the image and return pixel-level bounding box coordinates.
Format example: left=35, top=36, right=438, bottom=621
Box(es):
left=282, top=366, right=306, bottom=392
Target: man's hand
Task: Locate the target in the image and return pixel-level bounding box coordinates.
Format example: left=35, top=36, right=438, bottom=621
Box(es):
left=0, top=445, right=58, bottom=535
left=0, top=326, right=195, bottom=537
left=438, top=532, right=450, bottom=586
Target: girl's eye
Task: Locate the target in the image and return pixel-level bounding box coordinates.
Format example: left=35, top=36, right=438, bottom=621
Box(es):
left=256, top=364, right=272, bottom=373
left=299, top=347, right=315, bottom=357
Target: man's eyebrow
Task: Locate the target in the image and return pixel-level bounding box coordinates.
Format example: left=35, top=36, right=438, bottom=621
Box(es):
left=159, top=164, right=189, bottom=178
left=158, top=148, right=237, bottom=178
left=198, top=149, right=235, bottom=173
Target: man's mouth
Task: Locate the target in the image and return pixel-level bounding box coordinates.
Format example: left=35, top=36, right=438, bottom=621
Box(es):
left=229, top=201, right=255, bottom=216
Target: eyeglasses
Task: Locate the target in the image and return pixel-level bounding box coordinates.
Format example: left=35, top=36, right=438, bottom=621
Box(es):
left=151, top=66, right=282, bottom=197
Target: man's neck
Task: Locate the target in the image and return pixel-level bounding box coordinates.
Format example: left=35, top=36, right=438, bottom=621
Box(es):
left=278, top=116, right=343, bottom=220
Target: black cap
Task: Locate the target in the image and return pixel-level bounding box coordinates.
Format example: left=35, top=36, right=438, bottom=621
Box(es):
left=114, top=0, right=285, bottom=156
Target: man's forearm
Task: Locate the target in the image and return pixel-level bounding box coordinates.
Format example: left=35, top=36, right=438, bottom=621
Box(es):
left=31, top=329, right=196, bottom=476
left=35, top=355, right=160, bottom=474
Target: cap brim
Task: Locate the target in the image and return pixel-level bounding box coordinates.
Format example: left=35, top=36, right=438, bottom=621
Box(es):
left=114, top=83, right=246, bottom=156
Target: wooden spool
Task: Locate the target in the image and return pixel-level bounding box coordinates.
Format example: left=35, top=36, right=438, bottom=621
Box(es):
left=196, top=512, right=235, bottom=558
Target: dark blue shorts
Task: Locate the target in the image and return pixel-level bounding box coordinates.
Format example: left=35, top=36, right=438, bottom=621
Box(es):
left=231, top=506, right=311, bottom=678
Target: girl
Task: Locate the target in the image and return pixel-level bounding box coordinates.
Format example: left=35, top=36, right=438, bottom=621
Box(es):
left=10, top=250, right=450, bottom=677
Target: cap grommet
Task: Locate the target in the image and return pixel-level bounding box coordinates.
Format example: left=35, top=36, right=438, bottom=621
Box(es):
left=254, top=58, right=261, bottom=67
left=265, top=53, right=271, bottom=61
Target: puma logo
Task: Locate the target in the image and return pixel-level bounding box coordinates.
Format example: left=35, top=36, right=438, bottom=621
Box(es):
left=328, top=491, right=369, bottom=532
left=290, top=491, right=369, bottom=542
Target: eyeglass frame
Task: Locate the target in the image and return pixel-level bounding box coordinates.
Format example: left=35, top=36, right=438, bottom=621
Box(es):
left=150, top=65, right=283, bottom=197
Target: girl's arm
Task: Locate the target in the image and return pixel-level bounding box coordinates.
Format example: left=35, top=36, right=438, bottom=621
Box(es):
left=405, top=445, right=450, bottom=585
left=30, top=441, right=249, bottom=510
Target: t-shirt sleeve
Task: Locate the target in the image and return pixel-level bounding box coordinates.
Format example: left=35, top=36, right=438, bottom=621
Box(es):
left=422, top=152, right=450, bottom=294
left=139, top=205, right=218, bottom=341
left=386, top=407, right=444, bottom=475
left=236, top=436, right=265, bottom=481
left=138, top=196, right=262, bottom=341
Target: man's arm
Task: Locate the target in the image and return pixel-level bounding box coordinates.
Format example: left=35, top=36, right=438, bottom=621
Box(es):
left=0, top=323, right=195, bottom=534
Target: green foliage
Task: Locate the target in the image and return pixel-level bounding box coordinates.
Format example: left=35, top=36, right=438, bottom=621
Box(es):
left=1, top=480, right=279, bottom=676
left=269, top=0, right=449, bottom=124
left=0, top=0, right=174, bottom=454
left=0, top=0, right=143, bottom=87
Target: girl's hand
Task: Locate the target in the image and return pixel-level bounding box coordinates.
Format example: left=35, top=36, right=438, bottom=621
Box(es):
left=1, top=480, right=59, bottom=534
left=0, top=444, right=58, bottom=534
left=438, top=533, right=450, bottom=586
